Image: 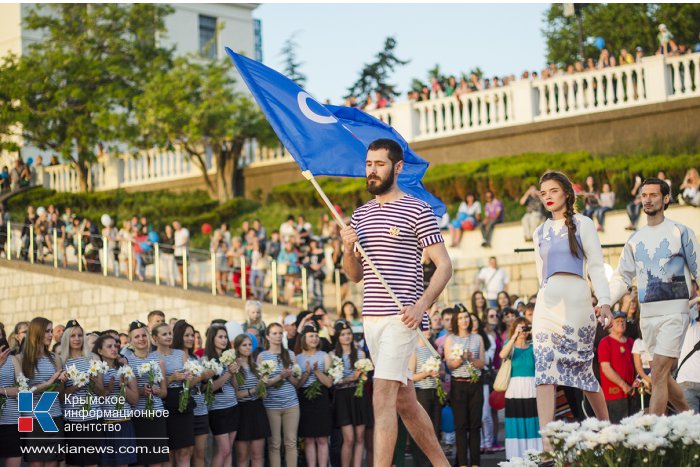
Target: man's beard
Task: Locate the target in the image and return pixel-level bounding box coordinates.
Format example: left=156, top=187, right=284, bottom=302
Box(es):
left=643, top=204, right=661, bottom=216
left=366, top=171, right=395, bottom=195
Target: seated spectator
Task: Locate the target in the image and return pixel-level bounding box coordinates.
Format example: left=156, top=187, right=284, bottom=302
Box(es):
left=519, top=185, right=544, bottom=242
left=619, top=48, right=635, bottom=65
left=480, top=191, right=503, bottom=248
left=679, top=168, right=700, bottom=207
left=598, top=311, right=635, bottom=423
left=657, top=171, right=673, bottom=202
left=595, top=183, right=615, bottom=232
left=449, top=193, right=482, bottom=247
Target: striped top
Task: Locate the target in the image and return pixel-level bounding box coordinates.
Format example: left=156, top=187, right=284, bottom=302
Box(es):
left=205, top=357, right=238, bottom=411
left=351, top=195, right=443, bottom=330
left=259, top=350, right=298, bottom=410
left=414, top=346, right=438, bottom=390
left=296, top=351, right=327, bottom=388
left=237, top=366, right=261, bottom=402
left=62, top=356, right=98, bottom=421
left=25, top=355, right=63, bottom=417
left=125, top=352, right=165, bottom=411
left=450, top=334, right=482, bottom=380
left=101, top=367, right=132, bottom=421
left=188, top=354, right=208, bottom=417
left=0, top=358, right=19, bottom=425
left=149, top=349, right=185, bottom=389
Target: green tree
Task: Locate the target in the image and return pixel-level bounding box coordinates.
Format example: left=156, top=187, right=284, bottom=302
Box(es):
left=279, top=31, right=306, bottom=87
left=345, top=36, right=409, bottom=105
left=542, top=3, right=699, bottom=66
left=134, top=57, right=276, bottom=202
left=0, top=3, right=173, bottom=192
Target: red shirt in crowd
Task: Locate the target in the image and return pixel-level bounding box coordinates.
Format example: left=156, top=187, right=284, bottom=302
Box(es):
left=598, top=335, right=635, bottom=401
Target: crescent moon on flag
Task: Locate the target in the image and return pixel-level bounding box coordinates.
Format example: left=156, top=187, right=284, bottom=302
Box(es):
left=297, top=92, right=337, bottom=124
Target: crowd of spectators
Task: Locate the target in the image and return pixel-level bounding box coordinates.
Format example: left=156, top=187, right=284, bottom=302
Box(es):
left=2, top=266, right=697, bottom=464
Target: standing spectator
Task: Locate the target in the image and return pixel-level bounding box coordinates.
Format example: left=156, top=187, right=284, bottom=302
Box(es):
left=211, top=229, right=230, bottom=295
left=20, top=205, right=36, bottom=261
left=277, top=241, right=300, bottom=305
left=519, top=185, right=544, bottom=242
left=500, top=318, right=541, bottom=460
left=331, top=237, right=349, bottom=302
left=8, top=321, right=28, bottom=354
left=249, top=238, right=268, bottom=302
left=0, top=166, right=9, bottom=193
left=303, top=239, right=326, bottom=309
left=598, top=311, right=635, bottom=423
left=280, top=215, right=297, bottom=244
left=595, top=183, right=616, bottom=232
left=625, top=173, right=643, bottom=230
left=471, top=290, right=488, bottom=322
left=0, top=204, right=9, bottom=258
left=480, top=191, right=503, bottom=248
left=657, top=24, right=678, bottom=55
left=677, top=296, right=700, bottom=413
left=10, top=159, right=22, bottom=192
left=445, top=309, right=485, bottom=467
left=173, top=221, right=190, bottom=286
left=581, top=176, right=600, bottom=219
left=475, top=256, right=509, bottom=308
left=679, top=168, right=700, bottom=207
left=449, top=194, right=482, bottom=247
left=160, top=224, right=176, bottom=286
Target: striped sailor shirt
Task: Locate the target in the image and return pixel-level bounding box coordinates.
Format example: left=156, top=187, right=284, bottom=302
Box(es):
left=350, top=194, right=443, bottom=328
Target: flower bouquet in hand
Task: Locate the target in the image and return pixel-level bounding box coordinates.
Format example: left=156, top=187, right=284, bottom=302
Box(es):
left=116, top=365, right=135, bottom=410
left=137, top=361, right=163, bottom=417
left=220, top=349, right=245, bottom=385
left=255, top=360, right=278, bottom=398
left=84, top=360, right=109, bottom=411
left=201, top=359, right=223, bottom=408
left=421, top=356, right=448, bottom=405
left=449, top=345, right=480, bottom=381
left=302, top=363, right=323, bottom=401
left=179, top=360, right=202, bottom=413
left=353, top=358, right=374, bottom=397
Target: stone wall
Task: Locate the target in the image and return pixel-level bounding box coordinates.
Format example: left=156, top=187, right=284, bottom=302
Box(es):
left=0, top=260, right=295, bottom=335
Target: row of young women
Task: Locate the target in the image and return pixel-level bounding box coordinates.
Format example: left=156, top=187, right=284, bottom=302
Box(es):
left=0, top=316, right=375, bottom=467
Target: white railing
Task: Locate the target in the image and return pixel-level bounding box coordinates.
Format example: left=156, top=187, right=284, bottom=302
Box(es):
left=36, top=52, right=700, bottom=193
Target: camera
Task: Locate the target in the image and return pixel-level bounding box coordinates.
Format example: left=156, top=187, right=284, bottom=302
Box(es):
left=521, top=325, right=531, bottom=332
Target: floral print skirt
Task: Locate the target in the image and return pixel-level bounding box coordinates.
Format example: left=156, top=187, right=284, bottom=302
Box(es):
left=532, top=274, right=599, bottom=392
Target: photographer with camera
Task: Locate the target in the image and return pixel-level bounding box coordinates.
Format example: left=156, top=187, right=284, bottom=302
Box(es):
left=499, top=318, right=541, bottom=460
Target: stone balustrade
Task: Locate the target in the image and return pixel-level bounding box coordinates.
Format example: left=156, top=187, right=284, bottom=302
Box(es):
left=32, top=52, right=700, bottom=193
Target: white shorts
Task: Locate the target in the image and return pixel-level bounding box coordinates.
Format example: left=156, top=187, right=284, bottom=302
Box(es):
left=640, top=313, right=690, bottom=359
left=363, top=315, right=418, bottom=384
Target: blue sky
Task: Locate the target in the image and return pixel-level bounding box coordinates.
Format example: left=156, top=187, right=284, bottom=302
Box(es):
left=254, top=3, right=550, bottom=103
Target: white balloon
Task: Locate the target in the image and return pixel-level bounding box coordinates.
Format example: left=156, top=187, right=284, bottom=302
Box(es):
left=36, top=207, right=46, bottom=216
left=101, top=214, right=112, bottom=227
left=225, top=321, right=244, bottom=340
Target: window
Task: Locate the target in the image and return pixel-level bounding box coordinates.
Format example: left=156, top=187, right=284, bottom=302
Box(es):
left=199, top=14, right=217, bottom=59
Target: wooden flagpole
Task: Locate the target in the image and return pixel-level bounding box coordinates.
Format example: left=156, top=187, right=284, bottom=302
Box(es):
left=301, top=170, right=439, bottom=358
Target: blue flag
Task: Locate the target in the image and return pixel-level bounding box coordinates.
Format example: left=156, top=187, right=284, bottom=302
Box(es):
left=225, top=48, right=446, bottom=217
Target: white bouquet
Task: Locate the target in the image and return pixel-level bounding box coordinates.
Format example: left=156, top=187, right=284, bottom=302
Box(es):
left=353, top=358, right=374, bottom=397
left=449, top=344, right=479, bottom=381
left=66, top=364, right=88, bottom=389
left=449, top=345, right=465, bottom=361
left=179, top=360, right=203, bottom=413
left=137, top=361, right=163, bottom=416
left=255, top=360, right=278, bottom=397
left=291, top=364, right=302, bottom=379
left=84, top=359, right=109, bottom=412
left=327, top=356, right=344, bottom=384
left=87, top=360, right=109, bottom=377
left=115, top=365, right=134, bottom=410
left=219, top=349, right=237, bottom=366
left=201, top=359, right=223, bottom=408
left=420, top=356, right=447, bottom=405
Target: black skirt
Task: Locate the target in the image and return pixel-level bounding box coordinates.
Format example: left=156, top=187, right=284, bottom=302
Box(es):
left=237, top=399, right=271, bottom=441
left=298, top=387, right=333, bottom=437
left=193, top=414, right=210, bottom=436
left=101, top=420, right=137, bottom=466
left=209, top=405, right=240, bottom=436
left=166, top=409, right=195, bottom=449
left=64, top=419, right=104, bottom=465
left=333, top=386, right=370, bottom=428
left=21, top=416, right=64, bottom=462
left=0, top=424, right=21, bottom=458
left=132, top=416, right=169, bottom=465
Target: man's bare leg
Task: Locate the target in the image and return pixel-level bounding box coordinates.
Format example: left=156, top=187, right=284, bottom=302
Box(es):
left=650, top=355, right=689, bottom=415
left=372, top=379, right=400, bottom=467
left=396, top=381, right=450, bottom=467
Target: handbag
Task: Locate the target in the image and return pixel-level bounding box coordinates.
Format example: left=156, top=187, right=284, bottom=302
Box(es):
left=493, top=344, right=514, bottom=392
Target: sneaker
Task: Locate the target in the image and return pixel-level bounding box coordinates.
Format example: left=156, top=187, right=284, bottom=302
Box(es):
left=492, top=444, right=505, bottom=452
